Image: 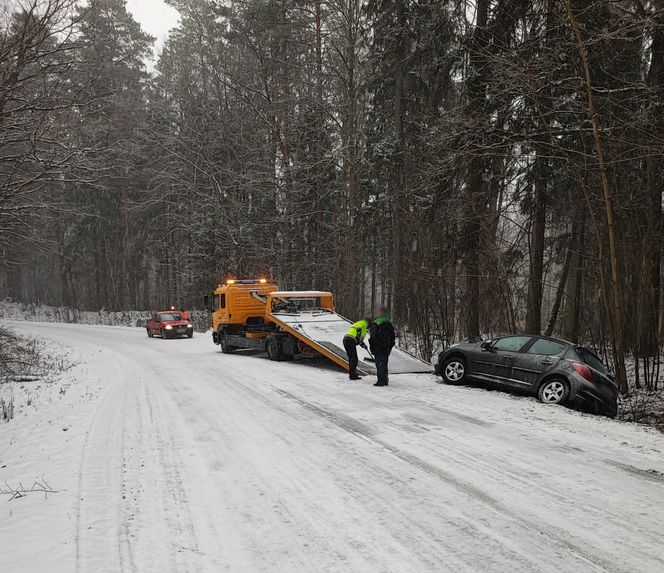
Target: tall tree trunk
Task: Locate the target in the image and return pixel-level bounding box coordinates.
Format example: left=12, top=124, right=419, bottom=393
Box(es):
left=340, top=0, right=361, bottom=317
left=463, top=0, right=489, bottom=340
left=646, top=0, right=664, bottom=350
left=526, top=166, right=546, bottom=334
left=279, top=0, right=294, bottom=288
left=565, top=0, right=628, bottom=393
left=562, top=217, right=585, bottom=342
left=314, top=0, right=324, bottom=286
left=543, top=241, right=573, bottom=337
left=391, top=0, right=408, bottom=323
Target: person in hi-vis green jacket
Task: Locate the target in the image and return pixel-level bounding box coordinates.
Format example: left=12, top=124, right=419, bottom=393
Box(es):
left=343, top=318, right=370, bottom=380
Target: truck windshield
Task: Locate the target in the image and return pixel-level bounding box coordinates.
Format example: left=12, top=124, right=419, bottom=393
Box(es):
left=272, top=297, right=321, bottom=313
left=159, top=313, right=183, bottom=321
left=290, top=298, right=320, bottom=310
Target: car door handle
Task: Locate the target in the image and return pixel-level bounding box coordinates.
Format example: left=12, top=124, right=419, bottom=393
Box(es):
left=541, top=358, right=554, bottom=365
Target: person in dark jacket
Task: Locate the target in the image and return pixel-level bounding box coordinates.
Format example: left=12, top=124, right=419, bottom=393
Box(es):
left=369, top=306, right=396, bottom=386
left=343, top=318, right=370, bottom=380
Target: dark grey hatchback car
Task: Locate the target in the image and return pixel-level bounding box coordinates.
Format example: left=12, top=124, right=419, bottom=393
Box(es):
left=435, top=335, right=619, bottom=417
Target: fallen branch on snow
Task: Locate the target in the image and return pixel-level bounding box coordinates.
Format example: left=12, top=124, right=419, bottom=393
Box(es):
left=1, top=477, right=58, bottom=501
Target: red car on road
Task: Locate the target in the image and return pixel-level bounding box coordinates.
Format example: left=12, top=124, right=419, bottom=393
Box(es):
left=146, top=311, right=194, bottom=339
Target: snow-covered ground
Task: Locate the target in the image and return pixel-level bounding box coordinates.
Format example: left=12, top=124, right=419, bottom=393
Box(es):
left=1, top=322, right=663, bottom=572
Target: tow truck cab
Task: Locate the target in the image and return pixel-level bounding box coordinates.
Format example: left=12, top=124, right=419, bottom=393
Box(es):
left=205, top=279, right=335, bottom=361
left=209, top=278, right=278, bottom=339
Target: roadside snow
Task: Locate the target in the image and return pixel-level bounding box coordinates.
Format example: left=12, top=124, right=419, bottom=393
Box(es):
left=1, top=322, right=663, bottom=572
left=0, top=300, right=208, bottom=331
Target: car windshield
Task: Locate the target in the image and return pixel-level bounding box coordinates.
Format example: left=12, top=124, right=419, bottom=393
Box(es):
left=576, top=347, right=609, bottom=375
left=159, top=313, right=183, bottom=321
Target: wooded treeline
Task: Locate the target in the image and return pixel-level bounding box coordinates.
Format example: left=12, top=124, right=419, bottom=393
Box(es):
left=1, top=0, right=663, bottom=392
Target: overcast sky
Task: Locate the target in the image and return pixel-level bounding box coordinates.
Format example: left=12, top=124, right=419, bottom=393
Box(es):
left=126, top=0, right=181, bottom=54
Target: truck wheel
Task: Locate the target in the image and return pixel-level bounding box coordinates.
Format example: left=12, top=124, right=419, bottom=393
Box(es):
left=220, top=334, right=235, bottom=354
left=282, top=335, right=296, bottom=361
left=266, top=337, right=283, bottom=361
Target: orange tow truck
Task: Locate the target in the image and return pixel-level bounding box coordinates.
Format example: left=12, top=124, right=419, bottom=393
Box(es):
left=205, top=278, right=344, bottom=364
left=204, top=278, right=432, bottom=374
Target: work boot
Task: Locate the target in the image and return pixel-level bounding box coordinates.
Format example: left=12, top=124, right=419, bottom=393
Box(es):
left=373, top=381, right=388, bottom=387
left=349, top=374, right=362, bottom=380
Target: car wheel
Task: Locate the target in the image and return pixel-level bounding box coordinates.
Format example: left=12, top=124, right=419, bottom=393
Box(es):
left=442, top=356, right=467, bottom=385
left=187, top=332, right=193, bottom=339
left=537, top=378, right=570, bottom=405
left=146, top=327, right=153, bottom=338
left=161, top=328, right=168, bottom=339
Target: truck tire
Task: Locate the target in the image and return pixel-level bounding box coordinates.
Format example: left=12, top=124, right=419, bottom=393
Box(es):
left=266, top=336, right=284, bottom=362
left=219, top=333, right=235, bottom=354
left=281, top=335, right=297, bottom=361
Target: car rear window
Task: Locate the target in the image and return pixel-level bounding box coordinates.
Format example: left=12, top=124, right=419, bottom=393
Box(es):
left=526, top=338, right=568, bottom=356
left=576, top=347, right=609, bottom=375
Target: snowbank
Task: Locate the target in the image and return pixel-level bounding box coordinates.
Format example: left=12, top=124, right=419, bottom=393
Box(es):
left=0, top=299, right=209, bottom=332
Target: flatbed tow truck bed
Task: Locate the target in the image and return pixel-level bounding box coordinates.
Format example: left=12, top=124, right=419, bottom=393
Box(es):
left=266, top=308, right=432, bottom=375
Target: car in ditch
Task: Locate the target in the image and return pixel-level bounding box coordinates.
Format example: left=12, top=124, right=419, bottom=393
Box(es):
left=435, top=335, right=618, bottom=417
left=146, top=310, right=193, bottom=339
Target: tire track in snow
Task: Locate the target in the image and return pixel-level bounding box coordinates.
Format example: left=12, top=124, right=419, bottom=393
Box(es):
left=177, top=369, right=521, bottom=571
left=196, top=371, right=560, bottom=572
left=270, top=386, right=623, bottom=573
left=140, top=376, right=205, bottom=572
left=74, top=369, right=127, bottom=573
left=73, top=346, right=204, bottom=572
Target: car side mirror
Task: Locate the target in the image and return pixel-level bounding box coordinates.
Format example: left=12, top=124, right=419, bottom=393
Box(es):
left=481, top=340, right=493, bottom=351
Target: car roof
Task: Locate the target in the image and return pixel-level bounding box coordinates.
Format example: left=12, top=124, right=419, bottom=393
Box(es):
left=495, top=334, right=574, bottom=346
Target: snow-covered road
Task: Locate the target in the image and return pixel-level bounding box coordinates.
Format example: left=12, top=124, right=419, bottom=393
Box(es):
left=1, top=322, right=663, bottom=572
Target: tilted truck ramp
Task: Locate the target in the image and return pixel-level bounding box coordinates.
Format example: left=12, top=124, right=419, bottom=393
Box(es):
left=268, top=310, right=433, bottom=374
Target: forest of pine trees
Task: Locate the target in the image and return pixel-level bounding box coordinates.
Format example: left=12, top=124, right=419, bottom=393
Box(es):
left=1, top=0, right=663, bottom=392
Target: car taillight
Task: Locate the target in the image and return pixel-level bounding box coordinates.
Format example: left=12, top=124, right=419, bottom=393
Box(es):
left=572, top=362, right=593, bottom=382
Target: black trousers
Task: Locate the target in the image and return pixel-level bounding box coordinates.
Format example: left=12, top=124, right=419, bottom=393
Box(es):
left=343, top=337, right=358, bottom=378
left=375, top=352, right=390, bottom=385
